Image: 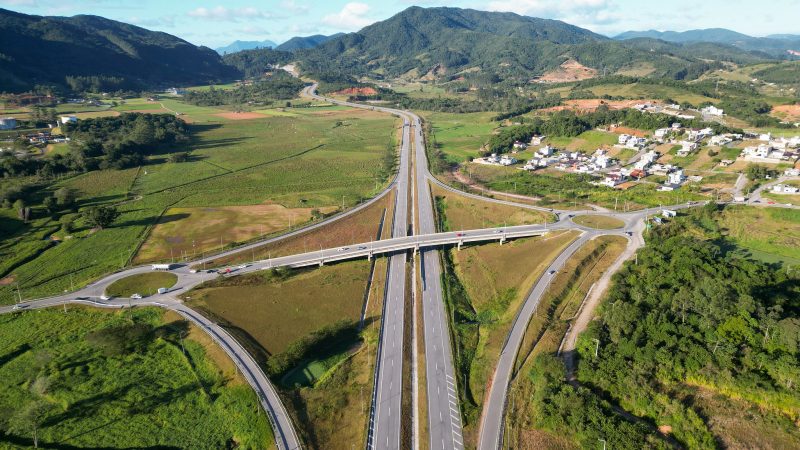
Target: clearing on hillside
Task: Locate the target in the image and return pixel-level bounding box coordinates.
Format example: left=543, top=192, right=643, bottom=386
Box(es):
left=533, top=60, right=598, bottom=83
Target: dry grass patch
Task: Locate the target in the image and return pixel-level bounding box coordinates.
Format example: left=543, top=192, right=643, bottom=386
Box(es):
left=204, top=190, right=393, bottom=268
left=432, top=183, right=552, bottom=230
left=105, top=272, right=177, bottom=297
left=572, top=215, right=625, bottom=229
left=136, top=203, right=338, bottom=263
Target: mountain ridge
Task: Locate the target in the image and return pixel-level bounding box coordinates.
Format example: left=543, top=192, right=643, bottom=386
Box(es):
left=215, top=39, right=277, bottom=55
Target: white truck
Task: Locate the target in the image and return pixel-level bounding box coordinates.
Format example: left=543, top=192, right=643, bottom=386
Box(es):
left=157, top=287, right=168, bottom=294
left=151, top=263, right=174, bottom=271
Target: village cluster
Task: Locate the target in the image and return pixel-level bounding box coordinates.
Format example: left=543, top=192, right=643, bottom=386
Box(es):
left=474, top=111, right=800, bottom=194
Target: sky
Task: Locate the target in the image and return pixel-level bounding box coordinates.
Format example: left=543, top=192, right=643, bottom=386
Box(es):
left=2, top=0, right=798, bottom=48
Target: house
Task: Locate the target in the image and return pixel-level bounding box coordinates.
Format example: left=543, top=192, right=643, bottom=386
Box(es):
left=759, top=133, right=772, bottom=142
left=60, top=116, right=77, bottom=125
left=772, top=184, right=800, bottom=194
left=701, top=106, right=724, bottom=116
left=538, top=145, right=554, bottom=156
left=719, top=159, right=735, bottom=167
left=635, top=151, right=659, bottom=170
left=662, top=209, right=678, bottom=218
left=741, top=144, right=793, bottom=163
left=677, top=141, right=698, bottom=157
left=654, top=128, right=671, bottom=140
left=600, top=171, right=627, bottom=187
left=710, top=135, right=733, bottom=146
left=500, top=155, right=518, bottom=166
left=649, top=164, right=673, bottom=176
left=672, top=122, right=682, bottom=130
left=530, top=135, right=546, bottom=145
left=785, top=168, right=800, bottom=176
left=595, top=153, right=613, bottom=169
left=630, top=169, right=646, bottom=179
left=166, top=87, right=187, bottom=96
left=0, top=117, right=16, bottom=130
left=618, top=134, right=631, bottom=145
left=513, top=140, right=528, bottom=150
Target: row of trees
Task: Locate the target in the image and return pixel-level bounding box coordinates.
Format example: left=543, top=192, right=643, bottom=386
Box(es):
left=182, top=72, right=304, bottom=106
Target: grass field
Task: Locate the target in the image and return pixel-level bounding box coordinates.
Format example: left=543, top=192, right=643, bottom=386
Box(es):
left=584, top=82, right=717, bottom=105
left=105, top=272, right=178, bottom=297
left=572, top=215, right=625, bottom=229
left=423, top=111, right=499, bottom=163
left=545, top=130, right=618, bottom=152
left=432, top=184, right=553, bottom=230
left=0, top=306, right=272, bottom=448
left=1, top=106, right=397, bottom=304
left=185, top=261, right=371, bottom=355
left=717, top=206, right=800, bottom=265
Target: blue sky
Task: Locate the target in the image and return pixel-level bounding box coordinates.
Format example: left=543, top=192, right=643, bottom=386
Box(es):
left=2, top=0, right=798, bottom=48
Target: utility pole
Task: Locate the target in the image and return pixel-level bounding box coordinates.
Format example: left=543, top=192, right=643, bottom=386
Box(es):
left=592, top=338, right=600, bottom=358
left=599, top=438, right=607, bottom=450
left=15, top=282, right=22, bottom=304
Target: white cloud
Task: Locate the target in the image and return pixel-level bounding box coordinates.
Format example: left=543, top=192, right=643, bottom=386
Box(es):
left=187, top=6, right=273, bottom=21
left=0, top=0, right=37, bottom=6
left=322, top=2, right=373, bottom=30
left=281, top=0, right=309, bottom=14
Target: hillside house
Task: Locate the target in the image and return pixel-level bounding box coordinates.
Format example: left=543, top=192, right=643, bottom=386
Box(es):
left=677, top=141, right=699, bottom=157
left=500, top=155, right=518, bottom=166
left=772, top=184, right=800, bottom=194
left=530, top=135, right=546, bottom=145
left=538, top=145, right=554, bottom=156
left=60, top=116, right=77, bottom=125
left=601, top=171, right=626, bottom=187
left=701, top=106, right=724, bottom=116
left=513, top=140, right=528, bottom=150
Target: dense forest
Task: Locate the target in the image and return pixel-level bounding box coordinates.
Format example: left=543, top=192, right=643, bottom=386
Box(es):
left=221, top=48, right=293, bottom=79
left=572, top=205, right=800, bottom=448
left=182, top=72, right=305, bottom=106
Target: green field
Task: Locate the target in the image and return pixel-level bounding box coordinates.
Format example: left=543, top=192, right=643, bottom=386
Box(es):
left=717, top=206, right=800, bottom=265
left=546, top=130, right=619, bottom=151
left=105, top=272, right=178, bottom=297
left=583, top=82, right=717, bottom=105
left=572, top=215, right=625, bottom=229
left=0, top=106, right=397, bottom=304
left=424, top=111, right=499, bottom=163
left=0, top=307, right=272, bottom=448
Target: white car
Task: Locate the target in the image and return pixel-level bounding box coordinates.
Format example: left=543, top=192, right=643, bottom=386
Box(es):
left=337, top=247, right=350, bottom=252
left=131, top=293, right=143, bottom=299
left=100, top=295, right=111, bottom=301
left=12, top=304, right=28, bottom=310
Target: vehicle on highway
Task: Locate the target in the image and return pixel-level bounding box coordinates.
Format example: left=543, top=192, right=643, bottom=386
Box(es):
left=100, top=295, right=112, bottom=300
left=337, top=247, right=350, bottom=252
left=549, top=270, right=557, bottom=275
left=626, top=231, right=633, bottom=236
left=151, top=263, right=174, bottom=271
left=494, top=229, right=504, bottom=234
left=76, top=296, right=88, bottom=300
left=131, top=293, right=142, bottom=299
left=357, top=246, right=368, bottom=250
left=157, top=287, right=168, bottom=294
left=237, top=264, right=251, bottom=269
left=456, top=232, right=466, bottom=237
left=768, top=201, right=776, bottom=205
left=12, top=304, right=29, bottom=310
left=207, top=269, right=218, bottom=273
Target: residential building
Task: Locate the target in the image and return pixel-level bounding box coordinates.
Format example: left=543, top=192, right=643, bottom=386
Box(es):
left=772, top=184, right=800, bottom=194
left=538, top=145, right=554, bottom=156
left=0, top=117, right=16, bottom=130
left=60, top=116, right=77, bottom=125
left=701, top=106, right=724, bottom=116
left=500, top=155, right=518, bottom=166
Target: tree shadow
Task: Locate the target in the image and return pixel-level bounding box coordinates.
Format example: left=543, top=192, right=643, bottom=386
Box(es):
left=0, top=344, right=30, bottom=369
left=115, top=213, right=189, bottom=228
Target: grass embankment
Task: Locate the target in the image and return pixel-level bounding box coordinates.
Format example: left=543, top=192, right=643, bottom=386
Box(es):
left=105, top=272, right=177, bottom=297
left=437, top=227, right=577, bottom=446
left=186, top=256, right=387, bottom=448
left=572, top=215, right=625, bottom=230
left=1, top=106, right=398, bottom=304
left=505, top=236, right=629, bottom=448
left=431, top=184, right=553, bottom=229
left=0, top=307, right=272, bottom=448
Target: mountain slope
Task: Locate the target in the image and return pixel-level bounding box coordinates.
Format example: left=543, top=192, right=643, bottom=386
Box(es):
left=275, top=33, right=344, bottom=52
left=615, top=28, right=800, bottom=57
left=215, top=39, right=277, bottom=55
left=0, top=8, right=237, bottom=92
left=297, top=6, right=770, bottom=82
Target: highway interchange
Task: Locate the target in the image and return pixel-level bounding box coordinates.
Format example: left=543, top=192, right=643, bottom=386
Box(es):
left=3, top=83, right=795, bottom=450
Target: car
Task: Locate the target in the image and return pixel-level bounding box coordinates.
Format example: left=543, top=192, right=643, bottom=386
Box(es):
left=548, top=270, right=557, bottom=275
left=76, top=296, right=88, bottom=300
left=626, top=231, right=633, bottom=236
left=157, top=287, right=168, bottom=294
left=207, top=269, right=218, bottom=273
left=357, top=246, right=368, bottom=250
left=131, top=293, right=142, bottom=299
left=753, top=199, right=761, bottom=203
left=493, top=229, right=504, bottom=234
left=337, top=247, right=350, bottom=252
left=12, top=304, right=29, bottom=310
left=456, top=232, right=465, bottom=237
left=568, top=214, right=574, bottom=218
left=768, top=201, right=775, bottom=205
left=100, top=295, right=111, bottom=301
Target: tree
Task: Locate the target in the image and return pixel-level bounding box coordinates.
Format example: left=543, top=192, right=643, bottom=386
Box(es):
left=167, top=152, right=189, bottom=163
left=13, top=199, right=28, bottom=221
left=53, top=187, right=76, bottom=208
left=83, top=206, right=120, bottom=229
left=60, top=214, right=75, bottom=234
left=43, top=196, right=56, bottom=213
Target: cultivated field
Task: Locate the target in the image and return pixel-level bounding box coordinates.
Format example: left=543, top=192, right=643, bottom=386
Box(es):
left=716, top=206, right=800, bottom=265
left=432, top=184, right=553, bottom=230
left=423, top=111, right=498, bottom=163
left=0, top=105, right=398, bottom=304
left=0, top=307, right=272, bottom=448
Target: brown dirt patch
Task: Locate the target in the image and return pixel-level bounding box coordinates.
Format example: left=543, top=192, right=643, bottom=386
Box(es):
left=0, top=275, right=15, bottom=286
left=332, top=87, right=378, bottom=96
left=609, top=125, right=648, bottom=137
left=517, top=429, right=578, bottom=449
left=533, top=59, right=598, bottom=83
left=542, top=99, right=660, bottom=114
left=772, top=103, right=800, bottom=122
left=214, top=112, right=266, bottom=120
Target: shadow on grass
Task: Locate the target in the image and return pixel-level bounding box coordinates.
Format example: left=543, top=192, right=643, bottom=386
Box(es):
left=0, top=344, right=30, bottom=369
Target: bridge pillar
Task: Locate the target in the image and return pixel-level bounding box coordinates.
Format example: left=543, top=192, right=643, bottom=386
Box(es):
left=368, top=251, right=373, bottom=260
left=500, top=235, right=506, bottom=245
left=319, top=259, right=324, bottom=267
left=415, top=244, right=419, bottom=254
left=457, top=240, right=463, bottom=251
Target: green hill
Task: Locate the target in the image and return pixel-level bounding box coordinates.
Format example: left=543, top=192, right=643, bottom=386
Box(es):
left=296, top=6, right=771, bottom=83
left=0, top=8, right=238, bottom=92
